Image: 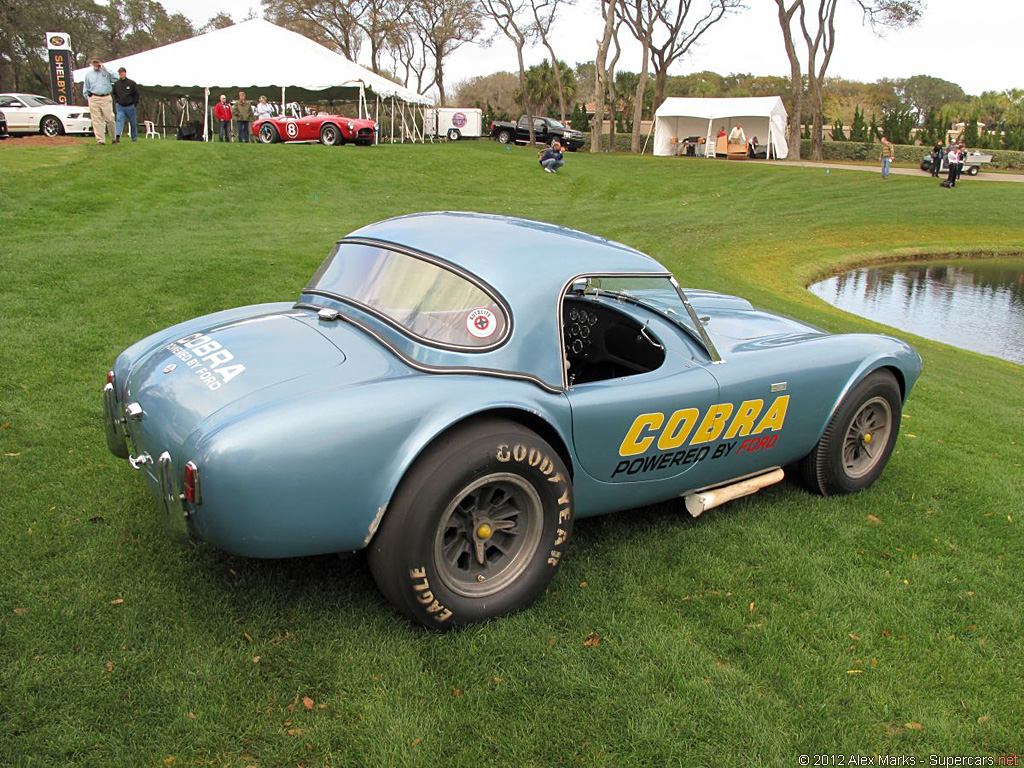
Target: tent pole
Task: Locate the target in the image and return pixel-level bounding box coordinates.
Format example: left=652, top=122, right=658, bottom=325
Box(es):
left=706, top=118, right=713, bottom=159
left=281, top=86, right=286, bottom=117
left=374, top=95, right=380, bottom=145
left=641, top=118, right=654, bottom=155
left=161, top=101, right=166, bottom=139
left=390, top=96, right=395, bottom=144
left=203, top=87, right=209, bottom=142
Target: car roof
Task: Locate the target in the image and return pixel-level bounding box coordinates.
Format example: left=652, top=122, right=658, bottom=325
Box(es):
left=347, top=212, right=668, bottom=287
left=333, top=213, right=671, bottom=391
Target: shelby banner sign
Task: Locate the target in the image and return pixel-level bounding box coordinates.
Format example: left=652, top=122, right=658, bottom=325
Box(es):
left=46, top=32, right=73, bottom=105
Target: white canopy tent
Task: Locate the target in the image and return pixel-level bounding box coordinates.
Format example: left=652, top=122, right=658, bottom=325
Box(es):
left=74, top=18, right=430, bottom=140
left=653, top=96, right=788, bottom=159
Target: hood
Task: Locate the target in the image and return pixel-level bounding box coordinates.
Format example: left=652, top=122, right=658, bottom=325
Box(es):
left=686, top=289, right=825, bottom=342
left=122, top=311, right=345, bottom=451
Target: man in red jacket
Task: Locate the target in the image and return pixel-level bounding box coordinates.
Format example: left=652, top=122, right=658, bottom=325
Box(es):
left=214, top=94, right=232, bottom=142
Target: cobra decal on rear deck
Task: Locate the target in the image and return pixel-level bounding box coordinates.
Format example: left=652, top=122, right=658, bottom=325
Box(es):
left=612, top=396, right=789, bottom=478
left=164, top=332, right=247, bottom=391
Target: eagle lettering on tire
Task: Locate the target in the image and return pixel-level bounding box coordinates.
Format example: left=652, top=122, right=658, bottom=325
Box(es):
left=367, top=419, right=573, bottom=630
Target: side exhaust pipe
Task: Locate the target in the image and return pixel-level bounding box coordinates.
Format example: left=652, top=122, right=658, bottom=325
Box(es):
left=684, top=468, right=785, bottom=518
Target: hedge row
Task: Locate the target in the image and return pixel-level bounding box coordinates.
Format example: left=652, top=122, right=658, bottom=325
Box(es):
left=799, top=139, right=1024, bottom=170
left=581, top=132, right=652, bottom=153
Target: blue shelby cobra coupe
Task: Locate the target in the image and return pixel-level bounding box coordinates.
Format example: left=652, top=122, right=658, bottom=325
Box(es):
left=104, top=212, right=922, bottom=629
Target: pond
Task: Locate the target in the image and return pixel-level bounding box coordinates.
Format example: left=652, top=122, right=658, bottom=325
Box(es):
left=808, top=258, right=1024, bottom=366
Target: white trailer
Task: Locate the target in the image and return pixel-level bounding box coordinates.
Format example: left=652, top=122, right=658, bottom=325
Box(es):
left=424, top=108, right=483, bottom=141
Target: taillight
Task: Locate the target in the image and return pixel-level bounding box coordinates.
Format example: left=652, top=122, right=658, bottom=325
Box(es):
left=183, top=461, right=201, bottom=504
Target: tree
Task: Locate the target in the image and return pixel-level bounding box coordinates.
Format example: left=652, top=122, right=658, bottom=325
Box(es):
left=522, top=59, right=577, bottom=118
left=353, top=0, right=409, bottom=73
left=623, top=0, right=740, bottom=134
left=455, top=71, right=520, bottom=119
left=203, top=12, right=234, bottom=32
left=881, top=106, right=913, bottom=144
left=411, top=0, right=482, bottom=104
left=830, top=117, right=845, bottom=140
left=896, top=74, right=965, bottom=121
left=773, top=0, right=923, bottom=160
left=527, top=0, right=572, bottom=122
left=482, top=0, right=536, bottom=142
left=849, top=104, right=867, bottom=141
left=591, top=0, right=617, bottom=153
left=262, top=0, right=364, bottom=61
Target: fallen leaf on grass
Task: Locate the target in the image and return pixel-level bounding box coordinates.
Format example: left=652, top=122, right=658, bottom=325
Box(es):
left=904, top=722, right=924, bottom=730
left=882, top=630, right=891, bottom=637
left=317, top=703, right=326, bottom=709
left=252, top=656, right=261, bottom=664
left=849, top=633, right=860, bottom=641
left=583, top=631, right=600, bottom=647
left=110, top=598, right=124, bottom=605
left=302, top=696, right=314, bottom=710
left=188, top=711, right=196, bottom=720
left=13, top=608, right=26, bottom=615
left=452, top=686, right=462, bottom=697
left=846, top=670, right=863, bottom=674
left=871, top=658, right=878, bottom=667
left=977, top=715, right=990, bottom=724
left=243, top=632, right=253, bottom=643
left=105, top=661, right=114, bottom=671
left=3, top=452, right=21, bottom=458
left=579, top=581, right=587, bottom=588
left=411, top=737, right=422, bottom=747
left=866, top=515, right=882, bottom=525
left=548, top=637, right=557, bottom=646
left=749, top=602, right=756, bottom=613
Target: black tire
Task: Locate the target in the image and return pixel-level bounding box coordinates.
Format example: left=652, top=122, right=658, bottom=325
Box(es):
left=799, top=369, right=902, bottom=496
left=967, top=165, right=979, bottom=176
left=320, top=123, right=341, bottom=146
left=40, top=115, right=63, bottom=137
left=447, top=128, right=461, bottom=141
left=567, top=146, right=578, bottom=152
left=367, top=419, right=573, bottom=630
left=257, top=123, right=279, bottom=144
left=497, top=129, right=512, bottom=144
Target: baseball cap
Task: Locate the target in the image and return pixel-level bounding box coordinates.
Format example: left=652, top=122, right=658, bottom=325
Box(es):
left=90, top=55, right=101, bottom=63
left=118, top=67, right=126, bottom=72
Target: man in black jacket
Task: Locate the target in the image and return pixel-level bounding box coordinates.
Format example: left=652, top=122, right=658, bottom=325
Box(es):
left=113, top=67, right=141, bottom=142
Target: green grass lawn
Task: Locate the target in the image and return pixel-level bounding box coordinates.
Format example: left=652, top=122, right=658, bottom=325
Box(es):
left=1, top=139, right=1022, bottom=766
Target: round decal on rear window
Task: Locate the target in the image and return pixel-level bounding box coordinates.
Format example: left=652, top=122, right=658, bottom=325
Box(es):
left=466, top=307, right=497, bottom=339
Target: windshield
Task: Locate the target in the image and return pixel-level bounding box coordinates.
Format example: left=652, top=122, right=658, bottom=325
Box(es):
left=305, top=242, right=509, bottom=349
left=548, top=118, right=567, bottom=130
left=575, top=275, right=720, bottom=360
left=21, top=95, right=57, bottom=107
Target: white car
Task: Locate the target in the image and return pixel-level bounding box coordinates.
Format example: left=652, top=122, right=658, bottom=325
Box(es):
left=0, top=93, right=92, bottom=137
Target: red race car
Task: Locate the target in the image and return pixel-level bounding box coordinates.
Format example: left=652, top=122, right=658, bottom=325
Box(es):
left=253, top=113, right=376, bottom=146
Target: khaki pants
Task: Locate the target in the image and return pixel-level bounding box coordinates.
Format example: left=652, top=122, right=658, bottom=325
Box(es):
left=89, top=95, right=116, bottom=144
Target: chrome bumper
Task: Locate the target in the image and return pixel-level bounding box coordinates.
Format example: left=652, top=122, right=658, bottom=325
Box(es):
left=102, top=382, right=129, bottom=458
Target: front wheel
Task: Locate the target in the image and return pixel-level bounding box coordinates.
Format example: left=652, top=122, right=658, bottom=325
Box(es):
left=497, top=129, right=512, bottom=144
left=799, top=369, right=902, bottom=496
left=257, top=123, right=279, bottom=144
left=967, top=165, right=979, bottom=176
left=40, top=116, right=63, bottom=137
left=447, top=128, right=461, bottom=141
left=320, top=123, right=341, bottom=146
left=367, top=419, right=573, bottom=630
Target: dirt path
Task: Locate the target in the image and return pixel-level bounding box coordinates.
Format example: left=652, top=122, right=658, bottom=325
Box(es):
left=784, top=160, right=1024, bottom=183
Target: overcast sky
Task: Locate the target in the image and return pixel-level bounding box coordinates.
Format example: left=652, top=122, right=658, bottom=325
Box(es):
left=158, top=0, right=1021, bottom=98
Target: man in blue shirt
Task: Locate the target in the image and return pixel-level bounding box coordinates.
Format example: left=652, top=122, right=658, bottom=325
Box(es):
left=82, top=56, right=117, bottom=145
left=539, top=140, right=564, bottom=173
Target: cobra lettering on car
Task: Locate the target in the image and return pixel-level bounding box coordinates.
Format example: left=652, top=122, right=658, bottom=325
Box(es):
left=164, top=332, right=246, bottom=391
left=612, top=395, right=790, bottom=478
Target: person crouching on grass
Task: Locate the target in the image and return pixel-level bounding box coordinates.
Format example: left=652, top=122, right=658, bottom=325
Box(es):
left=539, top=140, right=564, bottom=174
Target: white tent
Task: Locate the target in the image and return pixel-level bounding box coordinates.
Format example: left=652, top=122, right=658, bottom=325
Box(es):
left=74, top=18, right=430, bottom=139
left=653, top=96, right=788, bottom=159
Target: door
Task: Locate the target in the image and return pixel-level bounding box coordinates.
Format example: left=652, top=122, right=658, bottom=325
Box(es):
left=565, top=307, right=723, bottom=488
left=0, top=95, right=28, bottom=131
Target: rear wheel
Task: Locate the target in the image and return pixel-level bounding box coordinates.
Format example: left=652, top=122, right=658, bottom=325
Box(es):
left=257, top=123, right=279, bottom=144
left=497, top=129, right=512, bottom=144
left=40, top=116, right=63, bottom=137
left=447, top=128, right=461, bottom=141
left=367, top=419, right=573, bottom=630
left=799, top=370, right=902, bottom=496
left=320, top=124, right=341, bottom=146
left=967, top=165, right=979, bottom=176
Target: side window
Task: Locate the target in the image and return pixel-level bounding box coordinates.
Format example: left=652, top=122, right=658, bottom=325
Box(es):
left=517, top=116, right=529, bottom=128
left=534, top=119, right=546, bottom=131
left=563, top=295, right=665, bottom=385
left=0, top=96, right=20, bottom=108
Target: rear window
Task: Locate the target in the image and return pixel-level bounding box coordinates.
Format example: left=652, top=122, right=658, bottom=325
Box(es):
left=306, top=242, right=509, bottom=349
